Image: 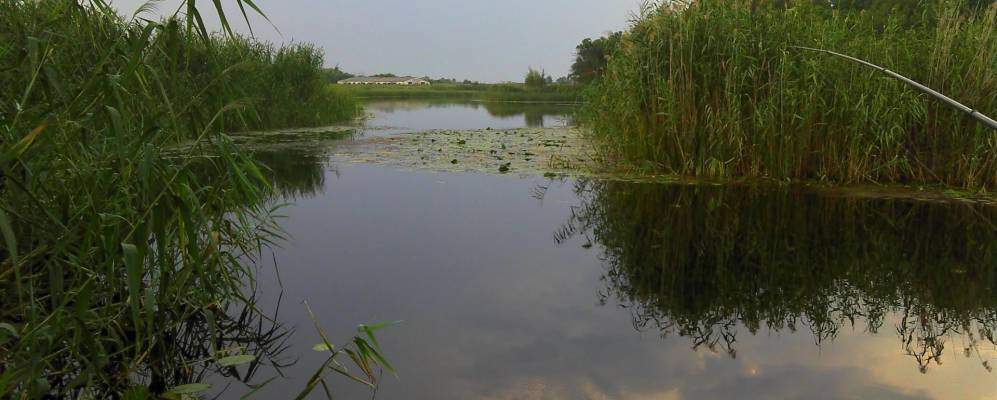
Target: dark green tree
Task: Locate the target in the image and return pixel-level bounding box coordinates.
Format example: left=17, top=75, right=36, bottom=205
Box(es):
left=322, top=66, right=353, bottom=83
left=570, top=32, right=622, bottom=84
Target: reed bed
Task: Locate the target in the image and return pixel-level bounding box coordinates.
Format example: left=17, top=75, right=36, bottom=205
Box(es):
left=582, top=0, right=997, bottom=189
left=0, top=0, right=370, bottom=397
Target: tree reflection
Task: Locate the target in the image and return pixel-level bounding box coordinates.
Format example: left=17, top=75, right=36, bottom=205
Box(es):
left=480, top=101, right=574, bottom=127
left=557, top=179, right=997, bottom=373
left=252, top=148, right=329, bottom=199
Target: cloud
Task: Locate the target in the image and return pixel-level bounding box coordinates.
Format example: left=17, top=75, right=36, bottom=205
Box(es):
left=110, top=0, right=644, bottom=82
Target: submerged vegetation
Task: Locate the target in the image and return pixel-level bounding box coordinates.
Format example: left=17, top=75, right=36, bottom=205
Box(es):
left=583, top=0, right=997, bottom=189
left=0, top=0, right=377, bottom=397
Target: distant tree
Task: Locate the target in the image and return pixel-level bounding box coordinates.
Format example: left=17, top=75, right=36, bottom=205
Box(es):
left=430, top=77, right=458, bottom=84
left=322, top=66, right=353, bottom=83
left=372, top=73, right=397, bottom=77
left=555, top=76, right=572, bottom=85
left=525, top=68, right=547, bottom=88
left=570, top=32, right=622, bottom=84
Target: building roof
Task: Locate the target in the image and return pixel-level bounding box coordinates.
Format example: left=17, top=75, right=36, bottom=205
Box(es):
left=340, top=76, right=428, bottom=83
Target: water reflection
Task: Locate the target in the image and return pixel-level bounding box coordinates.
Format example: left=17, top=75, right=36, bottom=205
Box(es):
left=224, top=101, right=997, bottom=398
left=251, top=149, right=328, bottom=199
left=148, top=296, right=294, bottom=395
left=478, top=101, right=576, bottom=128
left=557, top=180, right=997, bottom=374
left=364, top=99, right=575, bottom=129
left=44, top=292, right=293, bottom=397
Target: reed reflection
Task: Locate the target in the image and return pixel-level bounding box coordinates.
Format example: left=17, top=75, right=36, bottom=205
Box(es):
left=557, top=180, right=997, bottom=373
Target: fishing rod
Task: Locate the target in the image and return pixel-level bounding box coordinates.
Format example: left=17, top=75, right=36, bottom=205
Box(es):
left=789, top=46, right=997, bottom=131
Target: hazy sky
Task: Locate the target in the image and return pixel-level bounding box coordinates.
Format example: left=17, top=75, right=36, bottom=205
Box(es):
left=111, top=0, right=645, bottom=82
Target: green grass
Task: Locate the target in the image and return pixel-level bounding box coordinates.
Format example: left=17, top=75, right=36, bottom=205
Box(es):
left=0, top=0, right=373, bottom=397
left=342, top=83, right=584, bottom=102
left=582, top=0, right=997, bottom=189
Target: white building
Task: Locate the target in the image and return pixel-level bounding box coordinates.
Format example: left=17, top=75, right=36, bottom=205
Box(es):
left=338, top=76, right=430, bottom=85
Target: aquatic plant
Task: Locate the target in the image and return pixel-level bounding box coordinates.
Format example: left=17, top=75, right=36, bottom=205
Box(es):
left=0, top=0, right=368, bottom=397
left=583, top=0, right=997, bottom=189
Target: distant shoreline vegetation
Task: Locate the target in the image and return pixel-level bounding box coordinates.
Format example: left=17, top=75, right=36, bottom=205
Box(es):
left=581, top=0, right=997, bottom=190
left=340, top=83, right=584, bottom=102
left=331, top=68, right=584, bottom=102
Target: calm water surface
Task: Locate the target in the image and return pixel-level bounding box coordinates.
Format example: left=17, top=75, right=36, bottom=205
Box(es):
left=362, top=99, right=574, bottom=135
left=226, top=101, right=997, bottom=399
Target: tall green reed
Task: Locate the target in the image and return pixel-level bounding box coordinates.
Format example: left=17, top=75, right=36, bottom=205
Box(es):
left=583, top=0, right=997, bottom=189
left=0, top=0, right=367, bottom=397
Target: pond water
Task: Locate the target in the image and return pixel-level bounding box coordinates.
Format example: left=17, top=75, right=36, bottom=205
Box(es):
left=362, top=99, right=575, bottom=136
left=220, top=100, right=997, bottom=399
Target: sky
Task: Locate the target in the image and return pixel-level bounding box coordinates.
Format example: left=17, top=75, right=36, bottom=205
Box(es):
left=111, top=0, right=646, bottom=83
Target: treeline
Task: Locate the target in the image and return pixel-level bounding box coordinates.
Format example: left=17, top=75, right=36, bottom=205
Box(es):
left=0, top=0, right=358, bottom=397
left=580, top=0, right=997, bottom=189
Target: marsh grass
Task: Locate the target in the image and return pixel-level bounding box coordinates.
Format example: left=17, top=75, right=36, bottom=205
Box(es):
left=583, top=0, right=997, bottom=189
left=0, top=0, right=373, bottom=397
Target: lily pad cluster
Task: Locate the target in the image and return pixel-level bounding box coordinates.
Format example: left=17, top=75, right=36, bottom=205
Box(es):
left=333, top=127, right=602, bottom=177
